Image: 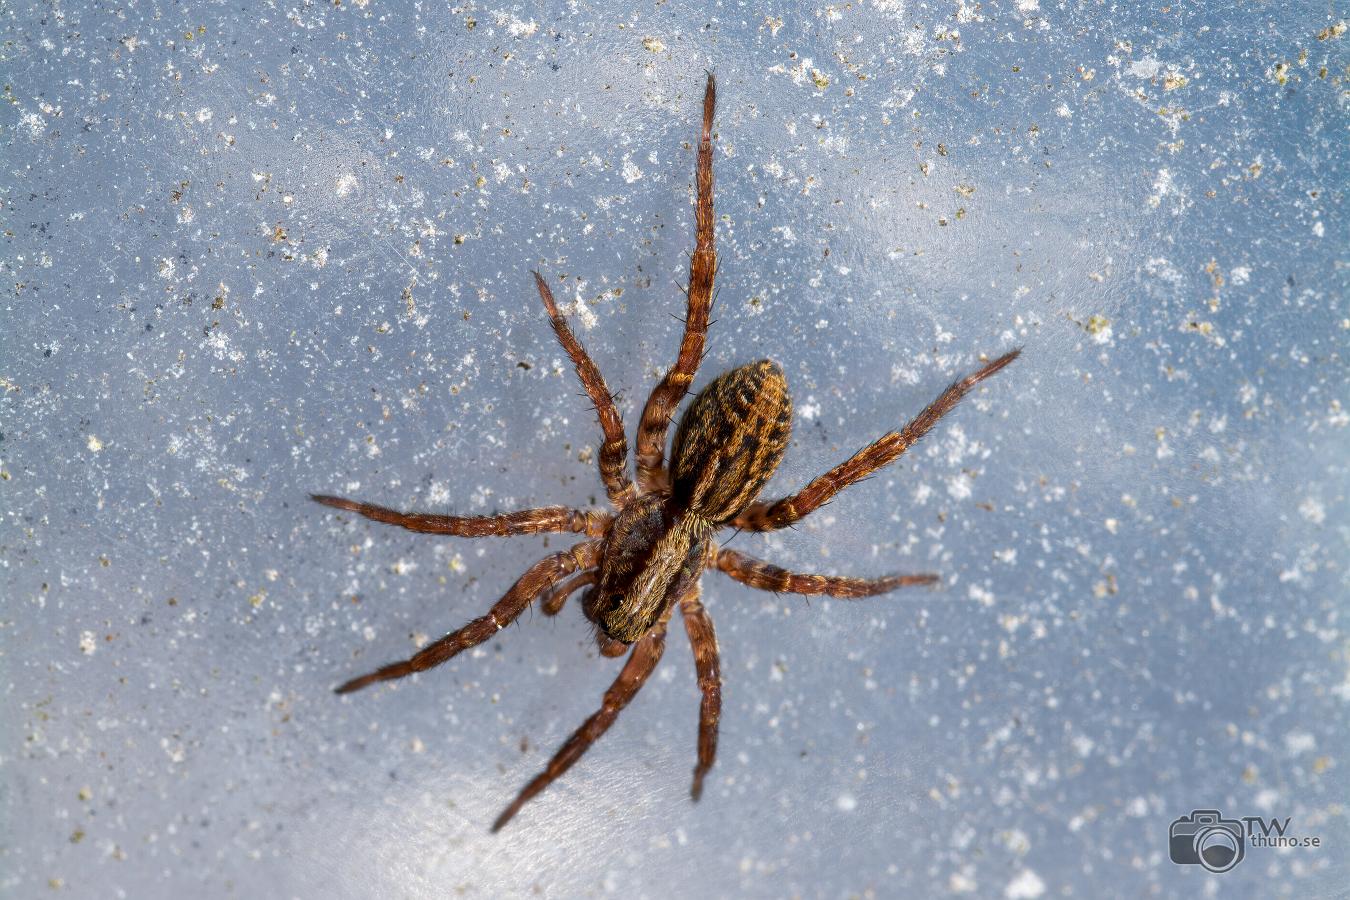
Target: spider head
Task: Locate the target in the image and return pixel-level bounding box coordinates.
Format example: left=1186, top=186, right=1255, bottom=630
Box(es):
left=587, top=495, right=711, bottom=645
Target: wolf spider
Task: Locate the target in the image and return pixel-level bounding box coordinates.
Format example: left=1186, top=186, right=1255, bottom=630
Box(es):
left=313, top=73, right=1018, bottom=832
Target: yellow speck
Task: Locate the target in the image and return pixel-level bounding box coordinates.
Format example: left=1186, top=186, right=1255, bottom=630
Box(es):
left=1316, top=21, right=1346, bottom=41
left=1163, top=72, right=1188, bottom=90
left=810, top=68, right=830, bottom=90
left=86, top=434, right=104, bottom=453
left=641, top=36, right=665, bottom=53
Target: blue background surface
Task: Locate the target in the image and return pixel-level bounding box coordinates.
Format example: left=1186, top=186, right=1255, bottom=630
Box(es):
left=3, top=1, right=1346, bottom=896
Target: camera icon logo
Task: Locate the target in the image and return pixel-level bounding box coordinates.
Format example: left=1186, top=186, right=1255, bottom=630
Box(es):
left=1169, top=809, right=1245, bottom=873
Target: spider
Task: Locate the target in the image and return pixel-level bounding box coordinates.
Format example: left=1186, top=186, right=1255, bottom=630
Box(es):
left=313, top=73, right=1018, bottom=832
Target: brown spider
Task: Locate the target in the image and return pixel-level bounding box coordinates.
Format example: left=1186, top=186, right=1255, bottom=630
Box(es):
left=313, top=73, right=1018, bottom=832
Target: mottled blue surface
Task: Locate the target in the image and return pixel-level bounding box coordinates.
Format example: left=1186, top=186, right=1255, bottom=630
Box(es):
left=3, top=1, right=1346, bottom=897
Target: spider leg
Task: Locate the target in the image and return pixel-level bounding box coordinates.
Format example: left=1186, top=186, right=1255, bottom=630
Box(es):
left=533, top=271, right=637, bottom=507
left=334, top=543, right=598, bottom=694
left=732, top=350, right=1020, bottom=532
left=311, top=494, right=610, bottom=538
left=492, top=610, right=672, bottom=832
left=636, top=73, right=717, bottom=491
left=714, top=547, right=938, bottom=597
left=679, top=582, right=721, bottom=801
left=540, top=569, right=596, bottom=616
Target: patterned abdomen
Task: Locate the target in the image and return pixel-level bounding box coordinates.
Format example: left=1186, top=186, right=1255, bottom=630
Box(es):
left=670, top=360, right=792, bottom=523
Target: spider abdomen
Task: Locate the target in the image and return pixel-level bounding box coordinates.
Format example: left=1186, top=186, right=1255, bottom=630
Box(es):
left=669, top=360, right=792, bottom=523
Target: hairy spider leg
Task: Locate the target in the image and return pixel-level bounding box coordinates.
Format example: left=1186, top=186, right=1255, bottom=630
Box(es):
left=334, top=544, right=599, bottom=694
left=540, top=570, right=596, bottom=616
left=533, top=271, right=636, bottom=507
left=714, top=548, right=938, bottom=597
left=311, top=495, right=609, bottom=537
left=636, top=72, right=717, bottom=491
left=492, top=606, right=673, bottom=831
left=679, top=582, right=721, bottom=801
left=733, top=349, right=1021, bottom=532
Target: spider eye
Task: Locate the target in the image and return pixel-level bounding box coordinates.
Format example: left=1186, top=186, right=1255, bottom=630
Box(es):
left=606, top=592, right=624, bottom=610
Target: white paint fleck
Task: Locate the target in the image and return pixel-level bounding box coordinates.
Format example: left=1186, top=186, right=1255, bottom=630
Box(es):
left=621, top=154, right=643, bottom=183
left=1284, top=731, right=1316, bottom=755
left=1129, top=57, right=1162, bottom=79
left=80, top=631, right=98, bottom=654
left=1298, top=497, right=1325, bottom=524
left=1004, top=869, right=1045, bottom=899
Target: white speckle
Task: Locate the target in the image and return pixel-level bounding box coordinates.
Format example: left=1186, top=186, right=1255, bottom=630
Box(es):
left=1015, top=0, right=1039, bottom=10
left=1129, top=57, right=1162, bottom=79
left=563, top=292, right=599, bottom=330
left=836, top=793, right=857, bottom=812
left=158, top=258, right=176, bottom=280
left=1056, top=103, right=1072, bottom=118
left=1312, top=220, right=1325, bottom=237
left=79, top=631, right=98, bottom=655
left=1230, top=266, right=1251, bottom=285
left=946, top=472, right=973, bottom=500
left=21, top=111, right=45, bottom=138
left=1001, top=829, right=1031, bottom=854
left=1072, top=734, right=1095, bottom=757
left=949, top=871, right=978, bottom=893
left=968, top=584, right=995, bottom=607
left=495, top=12, right=538, bottom=37
left=1125, top=796, right=1149, bottom=816
left=336, top=173, right=359, bottom=197
left=195, top=107, right=213, bottom=123
left=621, top=154, right=643, bottom=183
left=797, top=398, right=820, bottom=420
left=1298, top=497, right=1325, bottom=524
left=1284, top=731, right=1316, bottom=755
left=995, top=548, right=1017, bottom=564
left=642, top=36, right=666, bottom=53
left=86, top=434, right=104, bottom=453
left=1148, top=168, right=1174, bottom=208
left=1004, top=869, right=1045, bottom=899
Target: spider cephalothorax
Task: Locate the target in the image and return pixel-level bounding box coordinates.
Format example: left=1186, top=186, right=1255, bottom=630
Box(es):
left=313, top=73, right=1018, bottom=831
